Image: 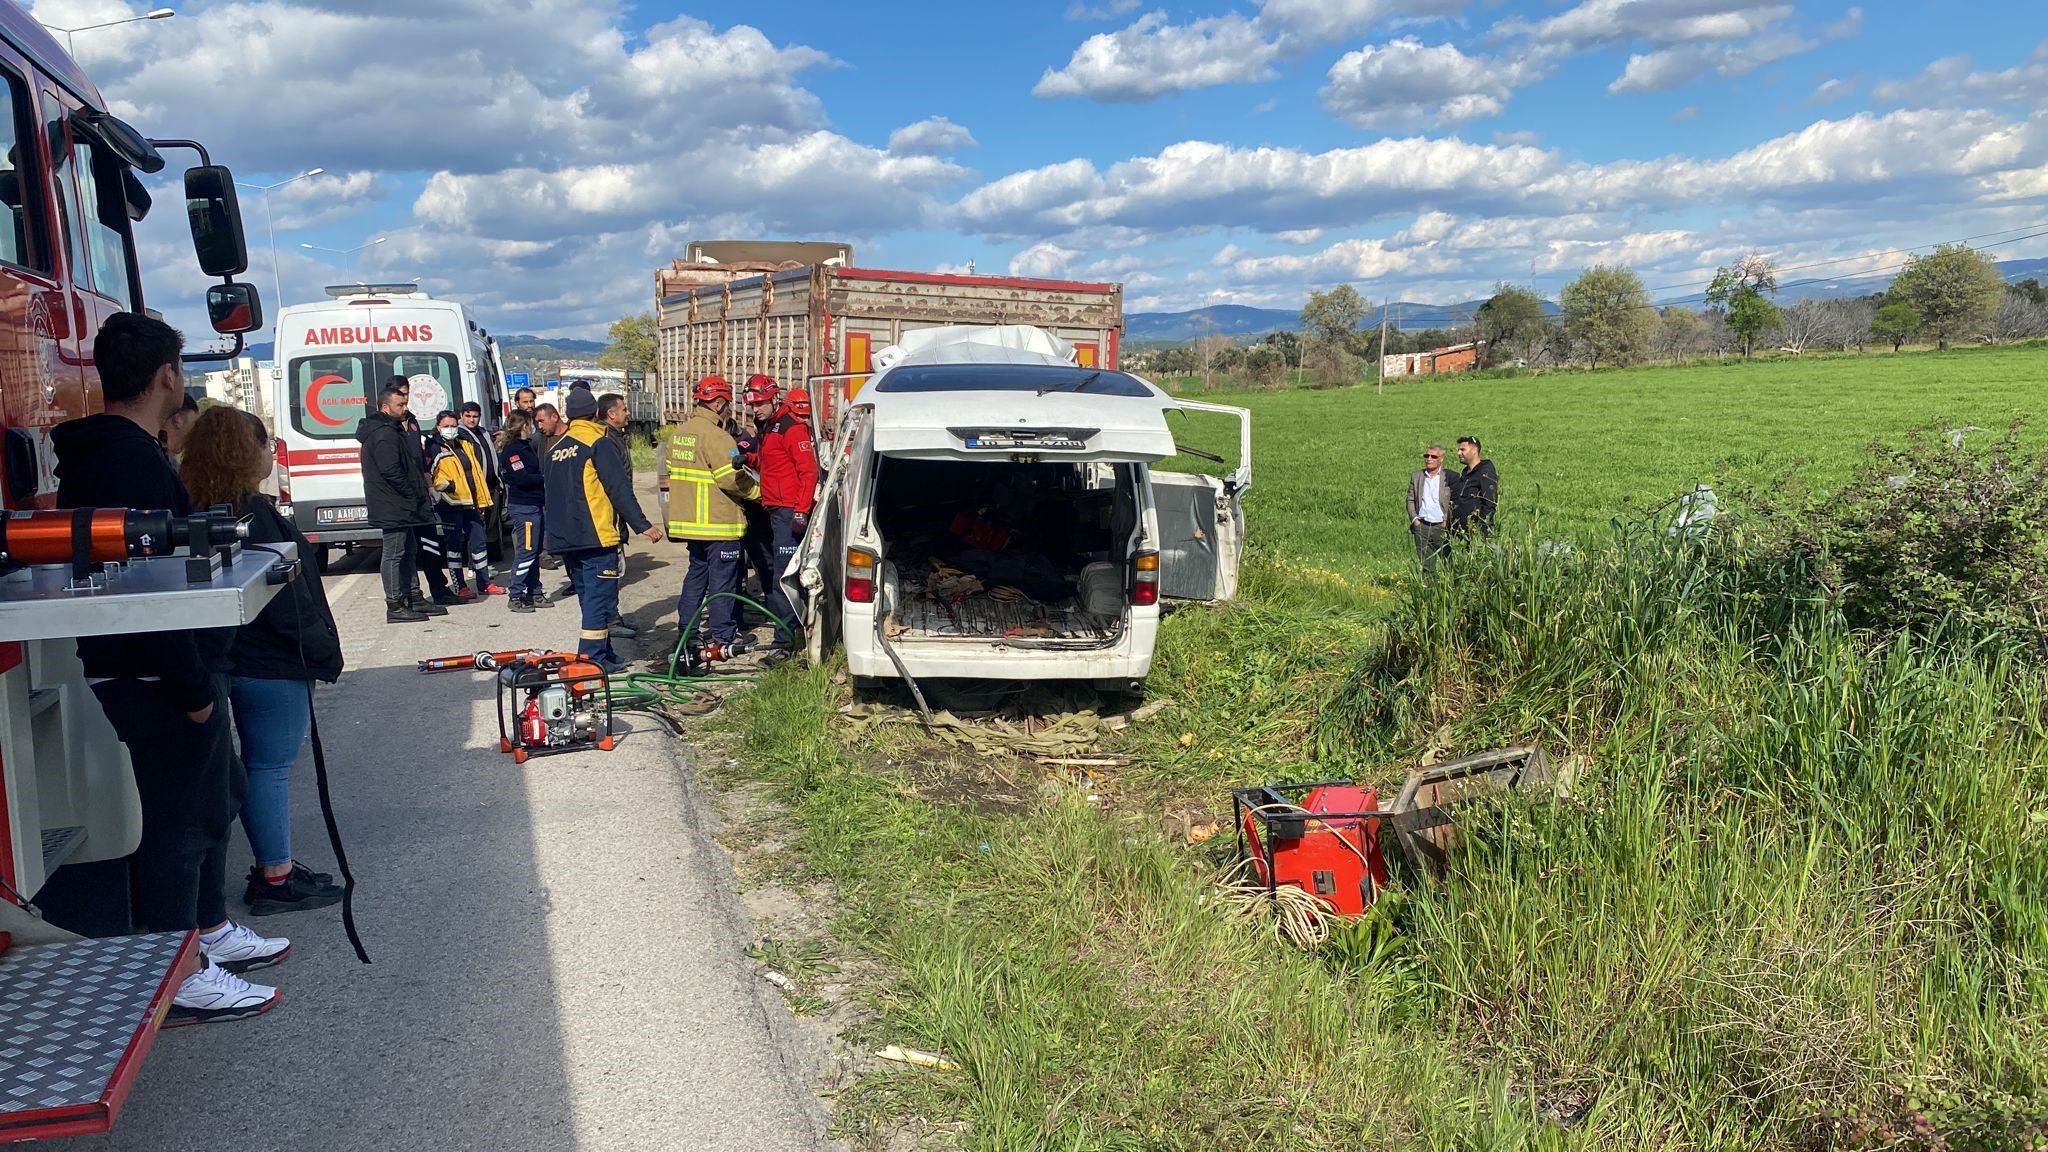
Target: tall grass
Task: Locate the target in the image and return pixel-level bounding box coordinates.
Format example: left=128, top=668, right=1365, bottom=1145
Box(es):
left=1315, top=524, right=2048, bottom=1143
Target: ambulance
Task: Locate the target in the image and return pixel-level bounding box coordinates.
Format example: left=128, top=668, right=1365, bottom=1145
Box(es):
left=271, top=285, right=510, bottom=569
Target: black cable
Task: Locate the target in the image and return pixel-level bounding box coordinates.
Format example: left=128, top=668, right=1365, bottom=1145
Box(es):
left=303, top=683, right=369, bottom=963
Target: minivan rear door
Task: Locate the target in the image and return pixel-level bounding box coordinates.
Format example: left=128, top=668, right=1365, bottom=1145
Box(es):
left=784, top=405, right=871, bottom=663
left=1151, top=399, right=1252, bottom=601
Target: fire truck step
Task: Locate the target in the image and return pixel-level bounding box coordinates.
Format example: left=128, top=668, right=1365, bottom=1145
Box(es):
left=37, top=826, right=84, bottom=876
left=0, top=932, right=197, bottom=1142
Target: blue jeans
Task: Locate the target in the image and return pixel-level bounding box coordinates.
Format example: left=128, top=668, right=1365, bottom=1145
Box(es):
left=229, top=676, right=311, bottom=869
left=508, top=504, right=544, bottom=597
left=676, top=539, right=743, bottom=644
left=563, top=547, right=622, bottom=663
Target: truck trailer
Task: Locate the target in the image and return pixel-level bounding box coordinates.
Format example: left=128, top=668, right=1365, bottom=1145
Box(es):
left=655, top=263, right=1124, bottom=433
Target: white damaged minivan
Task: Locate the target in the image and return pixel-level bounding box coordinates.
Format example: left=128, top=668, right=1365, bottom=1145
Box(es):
left=784, top=326, right=1250, bottom=690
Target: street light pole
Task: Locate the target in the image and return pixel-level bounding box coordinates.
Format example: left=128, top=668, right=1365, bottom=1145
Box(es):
left=43, top=8, right=176, bottom=57
left=237, top=168, right=324, bottom=313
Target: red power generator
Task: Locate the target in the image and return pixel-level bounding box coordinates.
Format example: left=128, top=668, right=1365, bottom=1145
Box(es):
left=1232, top=781, right=1393, bottom=916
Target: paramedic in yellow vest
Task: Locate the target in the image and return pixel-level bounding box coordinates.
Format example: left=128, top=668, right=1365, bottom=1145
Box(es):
left=429, top=409, right=500, bottom=600
left=658, top=375, right=759, bottom=649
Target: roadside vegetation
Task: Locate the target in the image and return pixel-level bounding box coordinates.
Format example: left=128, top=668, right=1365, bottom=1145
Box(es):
left=721, top=346, right=2048, bottom=1150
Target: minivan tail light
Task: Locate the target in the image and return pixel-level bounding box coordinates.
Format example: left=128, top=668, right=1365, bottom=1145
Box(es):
left=1132, top=550, right=1159, bottom=607
left=845, top=547, right=878, bottom=604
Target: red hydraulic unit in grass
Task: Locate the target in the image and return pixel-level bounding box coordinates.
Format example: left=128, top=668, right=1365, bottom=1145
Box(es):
left=1232, top=747, right=1553, bottom=916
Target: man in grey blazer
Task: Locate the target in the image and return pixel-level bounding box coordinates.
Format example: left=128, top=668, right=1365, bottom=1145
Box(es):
left=1407, top=444, right=1453, bottom=575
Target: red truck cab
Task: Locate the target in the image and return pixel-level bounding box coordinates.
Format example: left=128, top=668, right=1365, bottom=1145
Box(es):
left=0, top=1, right=264, bottom=1141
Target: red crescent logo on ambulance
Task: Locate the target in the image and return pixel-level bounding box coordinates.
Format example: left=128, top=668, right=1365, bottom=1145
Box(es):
left=306, top=374, right=359, bottom=427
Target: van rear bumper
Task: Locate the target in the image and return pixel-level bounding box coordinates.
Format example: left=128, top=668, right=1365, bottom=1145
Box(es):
left=287, top=500, right=382, bottom=546
left=844, top=609, right=1159, bottom=682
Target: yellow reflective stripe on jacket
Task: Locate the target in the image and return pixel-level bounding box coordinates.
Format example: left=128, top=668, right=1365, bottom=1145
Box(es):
left=664, top=408, right=751, bottom=540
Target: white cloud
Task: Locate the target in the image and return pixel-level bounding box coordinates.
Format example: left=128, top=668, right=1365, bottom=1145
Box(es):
left=1064, top=0, right=1139, bottom=19
left=955, top=108, right=2042, bottom=244
left=1495, top=1, right=1821, bottom=95
left=1256, top=0, right=1465, bottom=46
left=888, top=117, right=978, bottom=156
left=1669, top=105, right=1700, bottom=123
left=1321, top=38, right=1526, bottom=128
left=100, top=1, right=972, bottom=337
left=1033, top=12, right=1280, bottom=102
left=1825, top=7, right=1864, bottom=39
left=1493, top=129, right=1543, bottom=146
left=1034, top=0, right=1464, bottom=103
left=1809, top=78, right=1855, bottom=105
left=1873, top=41, right=2048, bottom=106
left=1009, top=241, right=1080, bottom=278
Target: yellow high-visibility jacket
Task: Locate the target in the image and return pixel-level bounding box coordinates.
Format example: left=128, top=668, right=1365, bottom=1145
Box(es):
left=657, top=405, right=757, bottom=540
left=430, top=437, right=494, bottom=509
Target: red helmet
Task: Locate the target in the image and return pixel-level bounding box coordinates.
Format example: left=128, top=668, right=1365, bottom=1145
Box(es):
left=785, top=389, right=813, bottom=418
left=743, top=374, right=780, bottom=405
left=693, top=375, right=732, bottom=404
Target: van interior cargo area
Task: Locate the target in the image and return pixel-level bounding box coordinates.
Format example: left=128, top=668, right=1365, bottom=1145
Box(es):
left=875, top=458, right=1134, bottom=645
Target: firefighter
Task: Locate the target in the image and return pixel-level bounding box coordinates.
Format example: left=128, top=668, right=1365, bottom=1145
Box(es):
left=658, top=375, right=759, bottom=653
left=734, top=375, right=780, bottom=624
left=754, top=386, right=819, bottom=654
left=543, top=388, right=661, bottom=672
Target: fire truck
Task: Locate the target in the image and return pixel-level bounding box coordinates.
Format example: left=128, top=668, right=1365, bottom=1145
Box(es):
left=0, top=3, right=278, bottom=1141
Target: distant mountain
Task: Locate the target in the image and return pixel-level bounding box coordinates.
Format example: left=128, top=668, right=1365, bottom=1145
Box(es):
left=499, top=334, right=608, bottom=355
left=1126, top=298, right=1557, bottom=342
left=1726, top=256, right=2048, bottom=308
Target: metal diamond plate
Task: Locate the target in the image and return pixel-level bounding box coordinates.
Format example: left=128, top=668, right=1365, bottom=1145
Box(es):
left=0, top=934, right=185, bottom=1115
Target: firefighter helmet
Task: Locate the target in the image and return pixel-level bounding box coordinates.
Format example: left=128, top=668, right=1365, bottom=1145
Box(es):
left=693, top=375, right=732, bottom=404
left=743, top=374, right=780, bottom=405
left=785, top=389, right=812, bottom=418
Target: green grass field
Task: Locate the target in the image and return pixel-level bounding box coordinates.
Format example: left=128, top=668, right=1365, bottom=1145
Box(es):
left=724, top=344, right=2048, bottom=1152
left=1157, top=345, right=2048, bottom=581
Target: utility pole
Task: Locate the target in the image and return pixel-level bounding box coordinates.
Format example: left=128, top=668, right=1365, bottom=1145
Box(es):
left=1377, top=296, right=1389, bottom=396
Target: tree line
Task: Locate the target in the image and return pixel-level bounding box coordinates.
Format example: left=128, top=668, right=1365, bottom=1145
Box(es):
left=1129, top=244, right=2045, bottom=385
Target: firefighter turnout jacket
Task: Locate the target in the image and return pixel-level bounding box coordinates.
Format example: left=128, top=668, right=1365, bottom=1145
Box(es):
left=430, top=437, right=495, bottom=509
left=757, top=410, right=819, bottom=514
left=658, top=404, right=759, bottom=540
left=544, top=417, right=652, bottom=552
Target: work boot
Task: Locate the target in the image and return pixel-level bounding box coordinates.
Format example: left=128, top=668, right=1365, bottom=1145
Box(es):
left=431, top=590, right=464, bottom=606
left=608, top=616, right=637, bottom=639
left=509, top=595, right=534, bottom=614
left=387, top=600, right=428, bottom=623
left=407, top=590, right=449, bottom=617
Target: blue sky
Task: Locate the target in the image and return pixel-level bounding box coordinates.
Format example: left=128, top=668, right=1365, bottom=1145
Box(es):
left=31, top=0, right=2048, bottom=337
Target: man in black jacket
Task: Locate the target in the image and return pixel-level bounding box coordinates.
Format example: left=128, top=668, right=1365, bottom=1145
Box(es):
left=1452, top=435, right=1499, bottom=537
left=53, top=312, right=288, bottom=1026
left=357, top=381, right=443, bottom=623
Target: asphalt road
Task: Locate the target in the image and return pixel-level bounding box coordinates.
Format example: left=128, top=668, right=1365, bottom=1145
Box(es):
left=73, top=526, right=833, bottom=1152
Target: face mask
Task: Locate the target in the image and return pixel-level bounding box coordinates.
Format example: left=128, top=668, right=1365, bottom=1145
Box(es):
left=438, top=426, right=459, bottom=440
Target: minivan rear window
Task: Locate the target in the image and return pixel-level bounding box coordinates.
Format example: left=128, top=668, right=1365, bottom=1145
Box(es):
left=288, top=352, right=460, bottom=439
left=875, top=364, right=1152, bottom=397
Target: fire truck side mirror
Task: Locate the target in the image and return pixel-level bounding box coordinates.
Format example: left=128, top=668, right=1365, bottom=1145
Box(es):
left=206, top=282, right=262, bottom=335
left=183, top=166, right=249, bottom=278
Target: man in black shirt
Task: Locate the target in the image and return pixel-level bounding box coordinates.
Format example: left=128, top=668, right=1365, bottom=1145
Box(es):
left=53, top=312, right=289, bottom=1026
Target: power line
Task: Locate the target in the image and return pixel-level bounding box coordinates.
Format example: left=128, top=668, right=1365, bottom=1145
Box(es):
left=1648, top=220, right=2048, bottom=300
